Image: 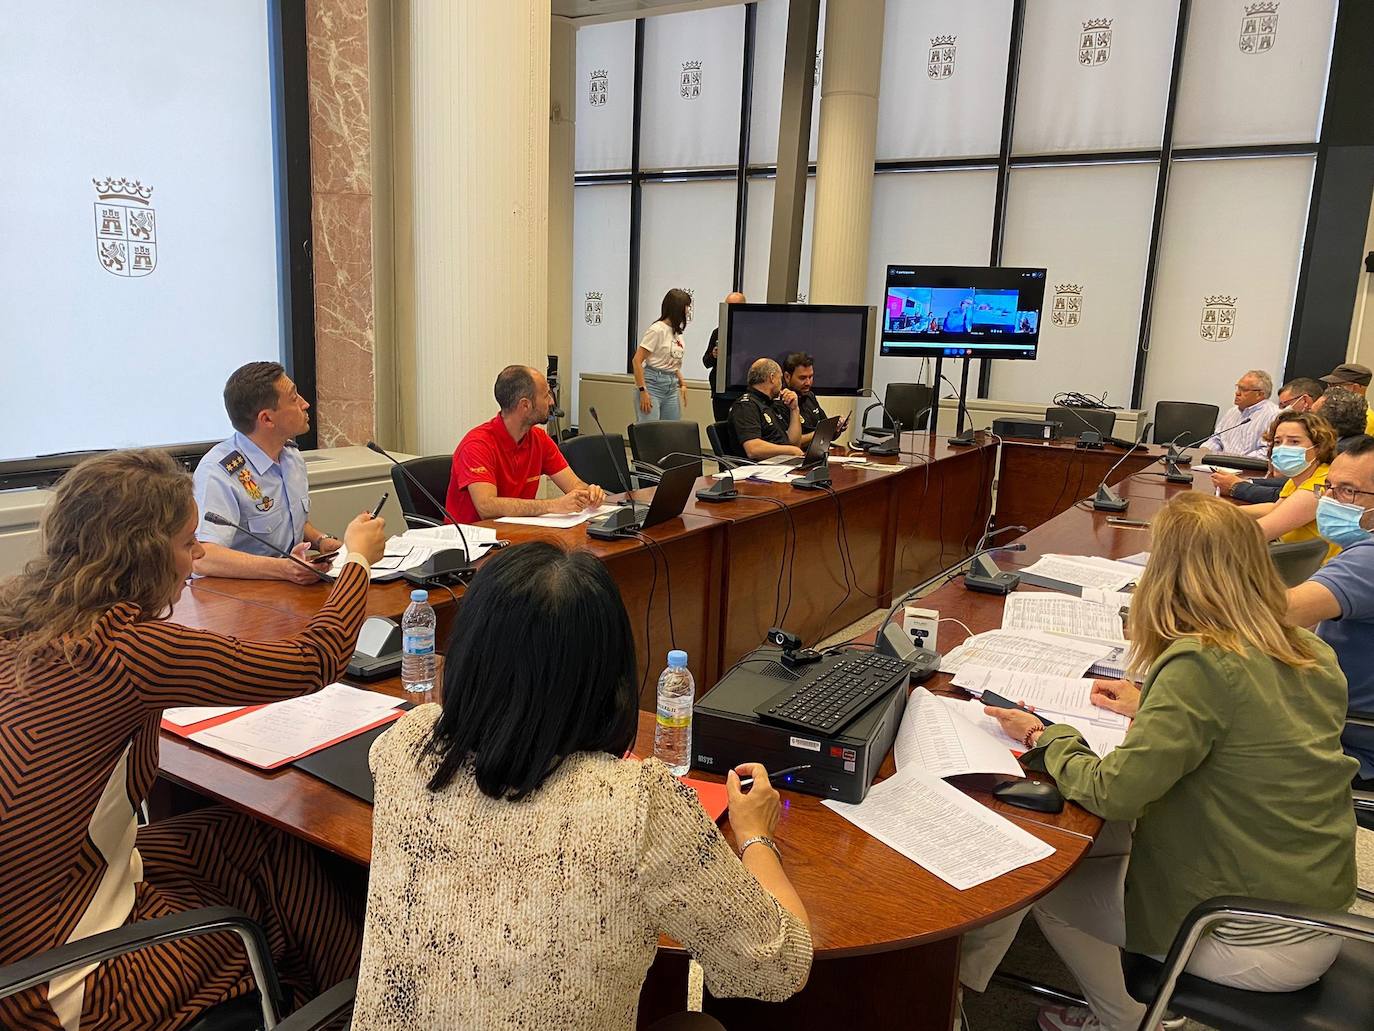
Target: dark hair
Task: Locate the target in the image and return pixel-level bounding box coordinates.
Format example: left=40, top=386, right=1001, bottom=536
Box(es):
left=1320, top=387, right=1369, bottom=440
left=1281, top=377, right=1325, bottom=403
left=494, top=365, right=537, bottom=413
left=659, top=289, right=692, bottom=335
left=1338, top=434, right=1374, bottom=459
left=224, top=362, right=286, bottom=434
left=783, top=352, right=815, bottom=376
left=422, top=542, right=639, bottom=800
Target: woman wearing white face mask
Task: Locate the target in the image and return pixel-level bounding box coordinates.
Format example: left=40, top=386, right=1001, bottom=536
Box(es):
left=1239, top=410, right=1340, bottom=562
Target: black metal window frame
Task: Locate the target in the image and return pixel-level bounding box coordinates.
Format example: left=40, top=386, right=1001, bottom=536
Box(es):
left=574, top=0, right=1357, bottom=406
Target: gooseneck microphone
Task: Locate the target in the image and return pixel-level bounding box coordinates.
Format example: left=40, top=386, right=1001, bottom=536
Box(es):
left=587, top=407, right=647, bottom=534
left=872, top=543, right=1029, bottom=652
left=856, top=387, right=904, bottom=456
left=656, top=451, right=742, bottom=502
left=1090, top=420, right=1154, bottom=512
left=365, top=441, right=474, bottom=568
left=203, top=511, right=333, bottom=584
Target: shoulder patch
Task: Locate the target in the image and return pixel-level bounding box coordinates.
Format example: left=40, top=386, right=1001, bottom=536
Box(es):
left=219, top=450, right=246, bottom=475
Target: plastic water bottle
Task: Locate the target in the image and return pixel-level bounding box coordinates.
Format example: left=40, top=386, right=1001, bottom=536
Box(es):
left=401, top=589, right=438, bottom=702
left=654, top=650, right=694, bottom=776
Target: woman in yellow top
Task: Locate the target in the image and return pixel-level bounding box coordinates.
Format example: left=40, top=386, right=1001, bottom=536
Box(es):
left=1240, top=409, right=1340, bottom=561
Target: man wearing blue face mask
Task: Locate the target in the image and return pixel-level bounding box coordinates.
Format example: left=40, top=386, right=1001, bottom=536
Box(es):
left=1287, top=435, right=1374, bottom=784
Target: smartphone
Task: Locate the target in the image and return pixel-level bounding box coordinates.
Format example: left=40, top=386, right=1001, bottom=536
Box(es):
left=1106, top=516, right=1150, bottom=528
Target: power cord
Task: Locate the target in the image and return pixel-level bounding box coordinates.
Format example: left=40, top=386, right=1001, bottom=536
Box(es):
left=1053, top=390, right=1117, bottom=410
left=629, top=531, right=676, bottom=653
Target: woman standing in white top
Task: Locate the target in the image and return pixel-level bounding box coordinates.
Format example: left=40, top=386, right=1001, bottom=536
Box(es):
left=633, top=288, right=691, bottom=423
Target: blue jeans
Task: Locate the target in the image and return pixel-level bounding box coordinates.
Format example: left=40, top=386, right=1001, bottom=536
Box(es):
left=637, top=366, right=681, bottom=423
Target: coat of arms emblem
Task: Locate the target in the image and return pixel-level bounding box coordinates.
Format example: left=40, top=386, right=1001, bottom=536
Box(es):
left=589, top=69, right=608, bottom=106
left=681, top=60, right=702, bottom=100
left=928, top=36, right=957, bottom=80
left=1051, top=284, right=1082, bottom=328
left=584, top=291, right=603, bottom=326
left=1240, top=2, right=1279, bottom=54
left=1200, top=296, right=1237, bottom=341
left=1079, top=18, right=1112, bottom=66
left=814, top=49, right=822, bottom=88
left=94, top=177, right=157, bottom=278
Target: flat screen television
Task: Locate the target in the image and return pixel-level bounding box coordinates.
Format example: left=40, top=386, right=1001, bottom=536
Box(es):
left=720, top=303, right=874, bottom=397
left=880, top=265, right=1047, bottom=360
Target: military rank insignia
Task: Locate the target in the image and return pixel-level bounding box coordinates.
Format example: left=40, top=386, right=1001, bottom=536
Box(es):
left=220, top=451, right=274, bottom=512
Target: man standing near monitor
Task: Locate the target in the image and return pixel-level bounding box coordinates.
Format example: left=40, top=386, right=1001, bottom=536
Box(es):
left=783, top=351, right=850, bottom=448
left=704, top=291, right=747, bottom=422
left=729, top=359, right=803, bottom=460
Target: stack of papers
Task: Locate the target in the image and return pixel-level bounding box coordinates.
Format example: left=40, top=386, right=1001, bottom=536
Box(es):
left=711, top=465, right=797, bottom=483
left=894, top=687, right=1024, bottom=779
left=952, top=667, right=1131, bottom=757
left=327, top=524, right=502, bottom=581
left=1001, top=593, right=1126, bottom=645
left=180, top=683, right=405, bottom=769
left=822, top=766, right=1055, bottom=890
left=938, top=628, right=1116, bottom=678
left=495, top=503, right=621, bottom=528
left=1019, top=554, right=1142, bottom=593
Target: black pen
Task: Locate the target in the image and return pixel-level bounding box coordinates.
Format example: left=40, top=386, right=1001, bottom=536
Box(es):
left=369, top=492, right=389, bottom=519
left=982, top=690, right=1056, bottom=727
left=737, top=764, right=812, bottom=790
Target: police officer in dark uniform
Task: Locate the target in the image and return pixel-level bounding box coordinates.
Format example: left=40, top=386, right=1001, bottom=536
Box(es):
left=782, top=351, right=850, bottom=448
left=728, top=358, right=803, bottom=461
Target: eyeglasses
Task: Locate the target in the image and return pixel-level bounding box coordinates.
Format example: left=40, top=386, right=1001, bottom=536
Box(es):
left=1313, top=482, right=1374, bottom=504
left=1235, top=384, right=1263, bottom=394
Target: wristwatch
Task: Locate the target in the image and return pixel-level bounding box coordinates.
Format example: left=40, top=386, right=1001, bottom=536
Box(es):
left=637, top=386, right=647, bottom=393
left=739, top=835, right=782, bottom=862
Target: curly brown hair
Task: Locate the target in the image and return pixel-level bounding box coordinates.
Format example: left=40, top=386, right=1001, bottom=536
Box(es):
left=0, top=449, right=195, bottom=671
left=1268, top=409, right=1338, bottom=466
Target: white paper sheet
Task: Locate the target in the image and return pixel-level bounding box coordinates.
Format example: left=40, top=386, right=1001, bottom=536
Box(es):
left=326, top=535, right=500, bottom=581
left=1118, top=551, right=1150, bottom=567
left=189, top=683, right=403, bottom=767
left=1001, top=594, right=1126, bottom=644
left=942, top=695, right=1129, bottom=759
left=938, top=629, right=1115, bottom=678
left=400, top=523, right=498, bottom=546
left=822, top=766, right=1056, bottom=890
left=893, top=687, right=1024, bottom=779
left=495, top=503, right=621, bottom=528
left=952, top=668, right=1126, bottom=724
left=711, top=464, right=799, bottom=483
left=1081, top=587, right=1134, bottom=610
left=162, top=704, right=247, bottom=728
left=1019, top=555, right=1141, bottom=592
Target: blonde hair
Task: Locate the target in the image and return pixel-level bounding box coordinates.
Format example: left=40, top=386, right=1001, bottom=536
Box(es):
left=0, top=449, right=195, bottom=670
left=1128, top=492, right=1321, bottom=676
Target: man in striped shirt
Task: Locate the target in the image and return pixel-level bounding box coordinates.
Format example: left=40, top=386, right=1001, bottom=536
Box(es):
left=1200, top=369, right=1282, bottom=459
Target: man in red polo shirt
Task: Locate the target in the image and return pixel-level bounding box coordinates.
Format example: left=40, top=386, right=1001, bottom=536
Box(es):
left=446, top=365, right=606, bottom=522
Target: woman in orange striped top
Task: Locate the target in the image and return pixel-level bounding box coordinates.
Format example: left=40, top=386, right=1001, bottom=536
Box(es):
left=0, top=449, right=384, bottom=1031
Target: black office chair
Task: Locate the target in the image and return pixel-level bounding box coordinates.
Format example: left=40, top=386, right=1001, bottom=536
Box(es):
left=1267, top=538, right=1329, bottom=588
left=390, top=455, right=451, bottom=528
left=1121, top=896, right=1374, bottom=1031
left=0, top=906, right=355, bottom=1031
left=560, top=433, right=660, bottom=493
left=707, top=420, right=745, bottom=460
left=1045, top=406, right=1116, bottom=440
left=875, top=382, right=933, bottom=432
left=628, top=420, right=704, bottom=478
left=1153, top=401, right=1220, bottom=447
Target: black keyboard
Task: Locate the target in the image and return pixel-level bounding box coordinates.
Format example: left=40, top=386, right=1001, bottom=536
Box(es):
left=753, top=652, right=913, bottom=735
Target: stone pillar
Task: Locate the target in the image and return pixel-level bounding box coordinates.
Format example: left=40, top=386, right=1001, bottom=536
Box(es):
left=549, top=18, right=577, bottom=419
left=807, top=0, right=884, bottom=305
left=401, top=0, right=551, bottom=454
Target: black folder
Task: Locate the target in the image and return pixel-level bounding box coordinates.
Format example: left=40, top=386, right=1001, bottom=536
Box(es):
left=292, top=702, right=414, bottom=803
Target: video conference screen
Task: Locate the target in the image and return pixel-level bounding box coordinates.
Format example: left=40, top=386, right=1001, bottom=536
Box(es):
left=880, top=265, right=1047, bottom=360
left=723, top=305, right=873, bottom=397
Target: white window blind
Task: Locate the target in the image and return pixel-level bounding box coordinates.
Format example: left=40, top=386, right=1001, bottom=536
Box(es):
left=575, top=21, right=635, bottom=173
left=750, top=0, right=824, bottom=166
left=640, top=7, right=745, bottom=171
left=741, top=175, right=815, bottom=302
left=571, top=184, right=632, bottom=415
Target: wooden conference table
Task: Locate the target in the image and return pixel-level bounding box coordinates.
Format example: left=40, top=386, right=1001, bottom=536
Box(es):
left=161, top=433, right=1174, bottom=1029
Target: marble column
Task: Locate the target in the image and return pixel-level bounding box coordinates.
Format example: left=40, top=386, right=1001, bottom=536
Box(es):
left=402, top=0, right=552, bottom=455
left=808, top=0, right=884, bottom=305
left=306, top=0, right=376, bottom=446
left=549, top=19, right=577, bottom=418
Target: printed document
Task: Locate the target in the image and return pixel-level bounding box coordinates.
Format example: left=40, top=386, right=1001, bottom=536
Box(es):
left=893, top=687, right=1024, bottom=779
left=1019, top=555, right=1141, bottom=592
left=1001, top=594, right=1125, bottom=644
left=162, top=704, right=247, bottom=728
left=822, top=766, right=1055, bottom=890
left=938, top=629, right=1115, bottom=678
left=941, top=691, right=1129, bottom=759
left=495, top=503, right=621, bottom=528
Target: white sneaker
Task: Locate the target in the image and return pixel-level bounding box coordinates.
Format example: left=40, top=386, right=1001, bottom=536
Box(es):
left=1037, top=1006, right=1102, bottom=1031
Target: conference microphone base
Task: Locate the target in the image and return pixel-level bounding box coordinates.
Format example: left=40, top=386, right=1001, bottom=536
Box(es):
left=695, top=477, right=738, bottom=503
left=1164, top=462, right=1193, bottom=485
left=855, top=434, right=900, bottom=456
left=1091, top=485, right=1130, bottom=512
left=587, top=505, right=645, bottom=541
left=790, top=463, right=833, bottom=491
left=1075, top=431, right=1105, bottom=451
left=963, top=552, right=1021, bottom=595
left=947, top=433, right=977, bottom=448
left=400, top=548, right=475, bottom=587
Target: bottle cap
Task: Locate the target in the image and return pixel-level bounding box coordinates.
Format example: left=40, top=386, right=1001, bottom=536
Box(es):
left=667, top=650, right=688, bottom=668
left=410, top=589, right=429, bottom=603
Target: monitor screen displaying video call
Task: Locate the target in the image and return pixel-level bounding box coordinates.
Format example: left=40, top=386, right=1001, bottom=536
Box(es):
left=723, top=304, right=874, bottom=397
left=880, top=265, right=1047, bottom=361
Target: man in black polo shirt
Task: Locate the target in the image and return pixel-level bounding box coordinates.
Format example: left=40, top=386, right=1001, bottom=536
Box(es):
left=783, top=351, right=850, bottom=448
left=729, top=358, right=803, bottom=461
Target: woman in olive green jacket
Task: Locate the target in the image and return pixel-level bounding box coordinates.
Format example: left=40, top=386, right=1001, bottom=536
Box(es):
left=980, top=492, right=1357, bottom=1031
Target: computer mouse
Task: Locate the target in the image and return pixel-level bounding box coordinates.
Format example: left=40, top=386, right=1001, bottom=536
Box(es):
left=993, top=778, right=1064, bottom=814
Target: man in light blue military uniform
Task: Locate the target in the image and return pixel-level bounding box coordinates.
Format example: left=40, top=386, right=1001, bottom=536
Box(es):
left=193, top=361, right=341, bottom=583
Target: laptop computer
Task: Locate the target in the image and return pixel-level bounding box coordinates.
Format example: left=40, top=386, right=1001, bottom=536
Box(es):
left=761, top=414, right=841, bottom=467
left=587, top=461, right=698, bottom=540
